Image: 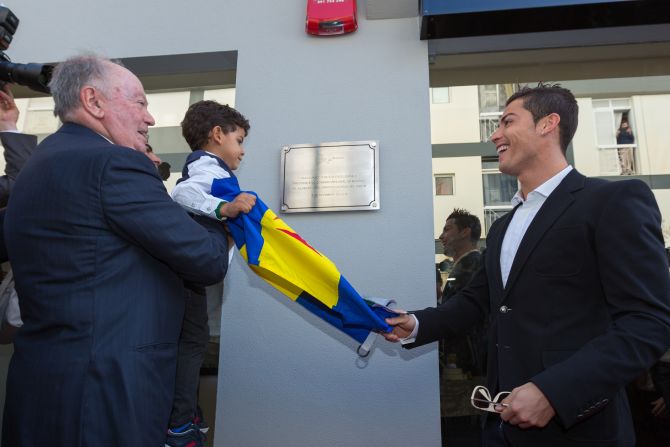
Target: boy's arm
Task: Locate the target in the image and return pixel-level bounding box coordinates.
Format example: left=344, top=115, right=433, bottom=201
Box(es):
left=171, top=156, right=229, bottom=220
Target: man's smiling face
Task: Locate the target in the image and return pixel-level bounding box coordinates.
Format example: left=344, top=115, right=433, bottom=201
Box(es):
left=490, top=98, right=545, bottom=178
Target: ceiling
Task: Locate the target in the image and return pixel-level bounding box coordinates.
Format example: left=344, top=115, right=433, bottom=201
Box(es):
left=363, top=1, right=670, bottom=86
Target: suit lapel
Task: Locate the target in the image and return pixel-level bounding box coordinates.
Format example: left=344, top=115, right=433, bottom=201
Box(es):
left=502, top=170, right=585, bottom=300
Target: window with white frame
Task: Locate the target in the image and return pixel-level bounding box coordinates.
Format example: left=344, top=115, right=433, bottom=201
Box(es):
left=431, top=87, right=450, bottom=104
left=592, top=98, right=637, bottom=175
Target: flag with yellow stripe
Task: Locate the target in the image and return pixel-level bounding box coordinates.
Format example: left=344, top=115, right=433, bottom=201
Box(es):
left=212, top=176, right=393, bottom=344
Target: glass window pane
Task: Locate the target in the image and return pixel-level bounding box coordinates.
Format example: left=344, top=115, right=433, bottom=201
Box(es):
left=481, top=160, right=499, bottom=170
left=484, top=209, right=511, bottom=234
left=611, top=99, right=631, bottom=109
left=435, top=176, right=454, bottom=195
left=592, top=99, right=610, bottom=109
left=594, top=109, right=616, bottom=146
left=146, top=92, right=191, bottom=128
left=483, top=173, right=517, bottom=206
left=479, top=85, right=500, bottom=113
left=432, top=87, right=450, bottom=104
left=500, top=84, right=517, bottom=103
left=204, top=88, right=236, bottom=106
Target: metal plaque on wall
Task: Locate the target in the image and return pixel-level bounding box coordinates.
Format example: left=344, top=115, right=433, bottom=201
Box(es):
left=280, top=140, right=380, bottom=213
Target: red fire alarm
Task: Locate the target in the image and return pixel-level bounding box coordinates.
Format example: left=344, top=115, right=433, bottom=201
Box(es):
left=306, top=0, right=358, bottom=36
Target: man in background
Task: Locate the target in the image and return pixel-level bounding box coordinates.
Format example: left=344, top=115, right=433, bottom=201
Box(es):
left=438, top=208, right=485, bottom=375
left=439, top=209, right=482, bottom=303
left=438, top=209, right=486, bottom=446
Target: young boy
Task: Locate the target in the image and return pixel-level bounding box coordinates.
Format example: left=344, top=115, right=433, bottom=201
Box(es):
left=166, top=100, right=256, bottom=447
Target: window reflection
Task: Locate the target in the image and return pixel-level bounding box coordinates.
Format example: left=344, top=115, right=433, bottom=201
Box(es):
left=435, top=175, right=454, bottom=196
left=478, top=84, right=518, bottom=142
left=593, top=98, right=637, bottom=175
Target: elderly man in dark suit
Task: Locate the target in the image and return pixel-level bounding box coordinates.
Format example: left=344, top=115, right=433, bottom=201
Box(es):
left=2, top=54, right=230, bottom=446
left=385, top=84, right=670, bottom=447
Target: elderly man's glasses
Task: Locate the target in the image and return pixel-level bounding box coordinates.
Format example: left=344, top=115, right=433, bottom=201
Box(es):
left=470, top=385, right=510, bottom=413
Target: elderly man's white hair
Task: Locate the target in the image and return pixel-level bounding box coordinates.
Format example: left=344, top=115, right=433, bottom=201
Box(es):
left=48, top=54, right=123, bottom=121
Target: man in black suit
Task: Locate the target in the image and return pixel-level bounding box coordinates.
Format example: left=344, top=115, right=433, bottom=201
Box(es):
left=2, top=54, right=230, bottom=446
left=385, top=84, right=670, bottom=446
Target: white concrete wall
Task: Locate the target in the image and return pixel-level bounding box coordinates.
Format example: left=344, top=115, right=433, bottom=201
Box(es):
left=653, top=189, right=670, bottom=247
left=633, top=95, right=670, bottom=176
left=432, top=156, right=485, bottom=238
left=5, top=1, right=441, bottom=446
left=430, top=86, right=481, bottom=143
left=572, top=97, right=600, bottom=177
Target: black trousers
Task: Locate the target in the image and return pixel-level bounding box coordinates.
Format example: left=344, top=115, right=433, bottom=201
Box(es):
left=482, top=415, right=510, bottom=447
left=169, top=287, right=210, bottom=427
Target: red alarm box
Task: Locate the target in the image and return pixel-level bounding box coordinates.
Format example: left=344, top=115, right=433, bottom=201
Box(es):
left=306, top=0, right=358, bottom=36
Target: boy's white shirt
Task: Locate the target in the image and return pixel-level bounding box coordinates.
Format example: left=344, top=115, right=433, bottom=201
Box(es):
left=170, top=154, right=230, bottom=220
left=170, top=153, right=235, bottom=261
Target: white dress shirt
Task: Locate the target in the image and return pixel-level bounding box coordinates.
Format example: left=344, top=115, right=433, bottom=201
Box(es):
left=500, top=165, right=572, bottom=287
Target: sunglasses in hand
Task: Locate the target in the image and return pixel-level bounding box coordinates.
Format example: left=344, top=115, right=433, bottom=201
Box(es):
left=470, top=385, right=510, bottom=413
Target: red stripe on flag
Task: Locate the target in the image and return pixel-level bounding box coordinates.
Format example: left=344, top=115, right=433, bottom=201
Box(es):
left=276, top=228, right=321, bottom=256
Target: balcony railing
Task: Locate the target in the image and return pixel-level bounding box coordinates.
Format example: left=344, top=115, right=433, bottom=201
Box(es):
left=598, top=145, right=637, bottom=176
left=484, top=207, right=512, bottom=233
left=479, top=112, right=502, bottom=142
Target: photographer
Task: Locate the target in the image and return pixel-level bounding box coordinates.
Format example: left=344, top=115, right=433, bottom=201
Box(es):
left=0, top=85, right=36, bottom=207
left=0, top=85, right=36, bottom=343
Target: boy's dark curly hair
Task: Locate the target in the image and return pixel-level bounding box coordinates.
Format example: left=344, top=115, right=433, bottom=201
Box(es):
left=181, top=100, right=250, bottom=151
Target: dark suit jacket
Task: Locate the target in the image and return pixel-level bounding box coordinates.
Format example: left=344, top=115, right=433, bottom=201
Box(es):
left=2, top=123, right=230, bottom=446
left=411, top=170, right=670, bottom=446
left=0, top=132, right=37, bottom=261
left=0, top=131, right=38, bottom=208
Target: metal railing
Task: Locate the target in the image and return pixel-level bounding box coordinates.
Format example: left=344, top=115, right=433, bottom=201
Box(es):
left=479, top=112, right=502, bottom=142
left=484, top=207, right=513, bottom=233
left=598, top=145, right=637, bottom=175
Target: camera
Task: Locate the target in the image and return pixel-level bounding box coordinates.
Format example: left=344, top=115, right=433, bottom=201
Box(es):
left=0, top=6, right=53, bottom=94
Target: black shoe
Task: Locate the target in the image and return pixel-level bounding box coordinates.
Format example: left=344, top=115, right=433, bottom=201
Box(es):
left=193, top=406, right=209, bottom=434
left=165, top=424, right=206, bottom=447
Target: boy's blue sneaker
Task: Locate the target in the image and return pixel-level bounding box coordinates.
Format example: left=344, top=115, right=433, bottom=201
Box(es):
left=165, top=424, right=206, bottom=447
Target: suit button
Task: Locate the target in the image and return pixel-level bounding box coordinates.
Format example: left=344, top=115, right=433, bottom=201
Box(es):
left=500, top=305, right=510, bottom=313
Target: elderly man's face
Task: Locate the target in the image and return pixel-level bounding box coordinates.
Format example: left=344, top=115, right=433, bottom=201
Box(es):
left=99, top=64, right=155, bottom=151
